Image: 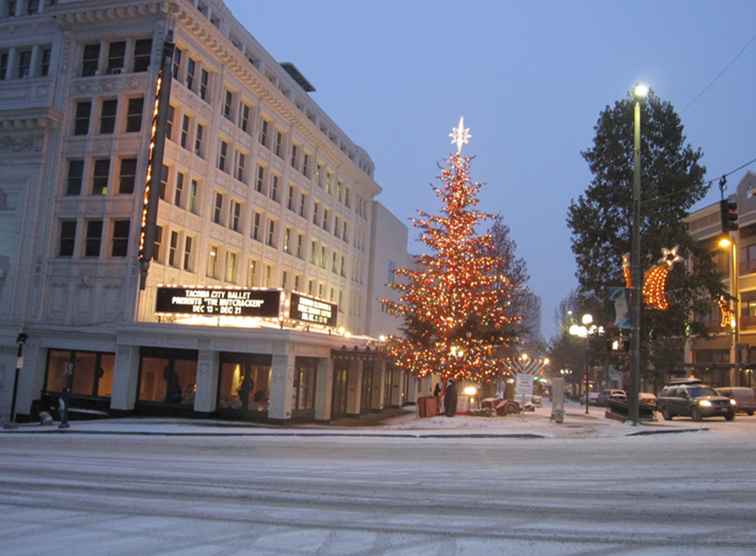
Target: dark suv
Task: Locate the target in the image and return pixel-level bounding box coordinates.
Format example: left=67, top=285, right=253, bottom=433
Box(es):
left=657, top=380, right=736, bottom=422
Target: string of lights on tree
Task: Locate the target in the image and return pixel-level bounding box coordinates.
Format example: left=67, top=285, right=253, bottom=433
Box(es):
left=382, top=118, right=522, bottom=382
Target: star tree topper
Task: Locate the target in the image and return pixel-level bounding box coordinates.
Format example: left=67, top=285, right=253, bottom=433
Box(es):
left=449, top=116, right=471, bottom=154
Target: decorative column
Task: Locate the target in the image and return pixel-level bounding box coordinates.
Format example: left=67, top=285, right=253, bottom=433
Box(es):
left=314, top=357, right=333, bottom=421
left=123, top=38, right=135, bottom=74
left=5, top=47, right=17, bottom=81
left=30, top=45, right=41, bottom=78
left=346, top=358, right=363, bottom=416
left=193, top=349, right=218, bottom=416
left=269, top=348, right=295, bottom=422
left=373, top=356, right=386, bottom=410
left=110, top=345, right=140, bottom=413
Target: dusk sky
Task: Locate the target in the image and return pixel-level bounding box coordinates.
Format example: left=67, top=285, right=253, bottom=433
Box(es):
left=229, top=0, right=756, bottom=338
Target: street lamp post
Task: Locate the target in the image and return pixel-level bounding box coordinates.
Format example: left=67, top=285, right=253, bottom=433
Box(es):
left=630, top=82, right=649, bottom=426
left=569, top=314, right=604, bottom=415
left=4, top=332, right=27, bottom=429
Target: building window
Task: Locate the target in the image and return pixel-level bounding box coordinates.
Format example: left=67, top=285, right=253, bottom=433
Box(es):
left=308, top=280, right=314, bottom=295
left=247, top=259, right=257, bottom=287
left=159, top=164, right=168, bottom=200
left=297, top=234, right=303, bottom=259
left=321, top=246, right=327, bottom=269
left=59, top=220, right=76, bottom=257
left=166, top=105, right=175, bottom=140
left=40, top=47, right=51, bottom=76
left=264, top=265, right=272, bottom=288
left=290, top=144, right=298, bottom=170
left=213, top=192, right=223, bottom=225
left=231, top=201, right=241, bottom=232
left=153, top=225, right=163, bottom=263
left=303, top=153, right=310, bottom=178
left=313, top=202, right=319, bottom=226
left=283, top=227, right=291, bottom=254
left=223, top=89, right=233, bottom=120
left=236, top=152, right=246, bottom=182
left=281, top=270, right=288, bottom=290
left=186, top=58, right=195, bottom=90
left=126, top=97, right=144, bottom=132
left=133, top=38, right=152, bottom=72
left=255, top=165, right=265, bottom=194
left=340, top=255, right=346, bottom=277
left=16, top=49, right=31, bottom=78
left=252, top=212, right=262, bottom=242
left=174, top=172, right=184, bottom=207
left=322, top=208, right=329, bottom=232
left=319, top=283, right=325, bottom=298
left=240, top=103, right=250, bottom=132
left=194, top=124, right=204, bottom=157
left=287, top=185, right=295, bottom=211
left=66, top=159, right=84, bottom=196
left=74, top=101, right=91, bottom=135
left=259, top=118, right=269, bottom=147
left=172, top=47, right=182, bottom=81
left=275, top=130, right=284, bottom=157
left=100, top=99, right=118, bottom=134
left=342, top=221, right=348, bottom=243
left=111, top=220, right=130, bottom=257
left=267, top=220, right=276, bottom=247
left=190, top=179, right=199, bottom=214
left=332, top=252, right=338, bottom=274
left=0, top=52, right=8, bottom=80
left=119, top=158, right=137, bottom=194
left=225, top=252, right=237, bottom=283
left=200, top=68, right=209, bottom=101
left=81, top=43, right=100, bottom=77
left=207, top=245, right=219, bottom=278
left=345, top=187, right=351, bottom=208
left=270, top=174, right=279, bottom=202
left=168, top=230, right=179, bottom=267
left=183, top=236, right=193, bottom=272
left=310, top=241, right=317, bottom=265
left=294, top=275, right=301, bottom=292
left=181, top=115, right=190, bottom=149
left=299, top=194, right=306, bottom=218
left=218, top=141, right=228, bottom=172
left=92, top=158, right=110, bottom=196
left=107, top=41, right=125, bottom=73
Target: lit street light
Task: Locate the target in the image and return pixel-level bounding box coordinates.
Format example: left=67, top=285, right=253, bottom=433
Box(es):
left=629, top=81, right=649, bottom=425
left=569, top=313, right=604, bottom=415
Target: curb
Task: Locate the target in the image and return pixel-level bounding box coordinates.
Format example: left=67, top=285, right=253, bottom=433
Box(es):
left=625, top=427, right=708, bottom=437
left=0, top=429, right=547, bottom=439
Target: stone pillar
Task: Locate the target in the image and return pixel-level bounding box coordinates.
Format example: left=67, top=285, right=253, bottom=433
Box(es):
left=6, top=47, right=17, bottom=81
left=123, top=38, right=135, bottom=74
left=15, top=340, right=44, bottom=418
left=97, top=41, right=108, bottom=76
left=269, top=349, right=295, bottom=422
left=346, top=359, right=363, bottom=416
left=30, top=45, right=41, bottom=78
left=314, top=357, right=333, bottom=421
left=193, top=349, right=218, bottom=415
left=406, top=374, right=418, bottom=404
left=110, top=345, right=139, bottom=413
left=373, top=357, right=386, bottom=410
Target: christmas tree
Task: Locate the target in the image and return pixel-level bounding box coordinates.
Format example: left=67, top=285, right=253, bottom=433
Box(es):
left=384, top=118, right=522, bottom=382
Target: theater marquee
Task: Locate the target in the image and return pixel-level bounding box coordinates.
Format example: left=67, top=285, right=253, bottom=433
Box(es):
left=290, top=293, right=338, bottom=327
left=155, top=287, right=281, bottom=317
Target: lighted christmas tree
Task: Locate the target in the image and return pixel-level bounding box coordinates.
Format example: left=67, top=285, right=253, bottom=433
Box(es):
left=384, top=118, right=522, bottom=382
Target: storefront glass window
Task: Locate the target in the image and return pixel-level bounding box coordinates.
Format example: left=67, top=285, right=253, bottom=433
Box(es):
left=45, top=349, right=115, bottom=398
left=217, top=354, right=272, bottom=415
left=293, top=358, right=317, bottom=413
left=138, top=349, right=198, bottom=406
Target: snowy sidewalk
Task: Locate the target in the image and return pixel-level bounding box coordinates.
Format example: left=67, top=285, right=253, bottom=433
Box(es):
left=1, top=403, right=719, bottom=439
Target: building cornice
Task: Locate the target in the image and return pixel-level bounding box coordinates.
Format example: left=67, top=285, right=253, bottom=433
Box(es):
left=0, top=107, right=63, bottom=130
left=48, top=0, right=169, bottom=27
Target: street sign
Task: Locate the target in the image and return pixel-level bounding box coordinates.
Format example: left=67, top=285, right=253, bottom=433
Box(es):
left=515, top=373, right=534, bottom=403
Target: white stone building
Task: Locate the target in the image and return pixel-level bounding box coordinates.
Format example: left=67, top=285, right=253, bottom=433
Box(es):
left=0, top=0, right=413, bottom=423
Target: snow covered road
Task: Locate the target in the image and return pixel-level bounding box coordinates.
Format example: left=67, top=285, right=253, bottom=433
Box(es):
left=1, top=431, right=756, bottom=555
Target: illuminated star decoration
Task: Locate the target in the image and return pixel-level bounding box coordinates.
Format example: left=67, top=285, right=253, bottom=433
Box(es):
left=449, top=116, right=471, bottom=154
left=659, top=245, right=683, bottom=267
left=643, top=246, right=683, bottom=311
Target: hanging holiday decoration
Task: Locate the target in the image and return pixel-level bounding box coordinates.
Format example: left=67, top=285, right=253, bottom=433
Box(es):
left=642, top=246, right=683, bottom=311
left=622, top=254, right=632, bottom=289
left=718, top=295, right=736, bottom=330
left=382, top=117, right=521, bottom=382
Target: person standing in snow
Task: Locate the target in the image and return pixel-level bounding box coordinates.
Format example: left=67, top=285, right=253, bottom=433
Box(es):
left=444, top=379, right=457, bottom=417
left=434, top=380, right=445, bottom=415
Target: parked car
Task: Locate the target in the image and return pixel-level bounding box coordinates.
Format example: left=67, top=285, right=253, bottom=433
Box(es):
left=639, top=392, right=657, bottom=409
left=657, top=380, right=736, bottom=421
left=716, top=387, right=756, bottom=415
left=596, top=389, right=627, bottom=407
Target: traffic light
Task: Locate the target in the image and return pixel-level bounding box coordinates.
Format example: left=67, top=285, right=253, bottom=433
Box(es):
left=720, top=199, right=738, bottom=232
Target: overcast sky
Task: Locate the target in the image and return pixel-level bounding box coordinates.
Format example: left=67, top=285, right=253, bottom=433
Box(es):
left=228, top=0, right=756, bottom=338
